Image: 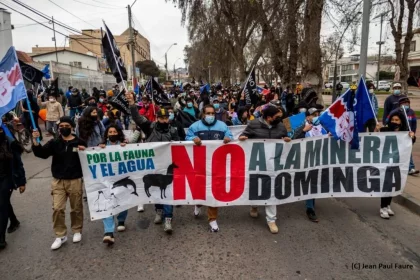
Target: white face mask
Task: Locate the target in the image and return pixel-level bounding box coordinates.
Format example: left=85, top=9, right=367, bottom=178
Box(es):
left=49, top=99, right=56, bottom=102
left=369, top=89, right=374, bottom=94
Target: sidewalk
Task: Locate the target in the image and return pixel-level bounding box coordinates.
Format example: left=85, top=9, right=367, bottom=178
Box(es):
left=395, top=140, right=420, bottom=215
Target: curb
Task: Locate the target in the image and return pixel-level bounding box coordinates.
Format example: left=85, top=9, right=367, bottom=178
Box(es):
left=393, top=193, right=420, bottom=216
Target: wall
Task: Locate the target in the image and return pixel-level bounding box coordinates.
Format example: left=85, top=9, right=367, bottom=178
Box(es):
left=0, top=9, right=13, bottom=59
left=32, top=51, right=99, bottom=71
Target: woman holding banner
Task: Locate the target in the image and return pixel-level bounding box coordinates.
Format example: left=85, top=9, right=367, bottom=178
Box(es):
left=379, top=110, right=416, bottom=219
left=98, top=125, right=129, bottom=245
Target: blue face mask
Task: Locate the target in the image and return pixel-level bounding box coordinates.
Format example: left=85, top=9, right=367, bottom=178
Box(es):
left=402, top=105, right=410, bottom=110
left=169, top=113, right=174, bottom=121
left=205, top=115, right=215, bottom=124
left=213, top=103, right=220, bottom=109
left=187, top=102, right=193, bottom=108
left=312, top=116, right=320, bottom=126
left=393, top=89, right=401, bottom=95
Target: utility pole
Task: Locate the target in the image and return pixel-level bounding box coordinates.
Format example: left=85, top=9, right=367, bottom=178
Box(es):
left=51, top=16, right=58, bottom=63
left=376, top=12, right=386, bottom=86
left=208, top=65, right=211, bottom=84
left=128, top=5, right=136, bottom=88
left=358, top=0, right=371, bottom=78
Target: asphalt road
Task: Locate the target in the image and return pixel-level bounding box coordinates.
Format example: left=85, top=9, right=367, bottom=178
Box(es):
left=1, top=152, right=420, bottom=280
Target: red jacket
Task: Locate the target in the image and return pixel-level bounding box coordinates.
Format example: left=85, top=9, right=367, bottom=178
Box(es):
left=97, top=102, right=108, bottom=113
left=139, top=104, right=160, bottom=122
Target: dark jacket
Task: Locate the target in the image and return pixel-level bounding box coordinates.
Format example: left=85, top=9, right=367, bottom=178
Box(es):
left=67, top=94, right=83, bottom=108
left=4, top=137, right=26, bottom=188
left=240, top=118, right=288, bottom=139
left=32, top=136, right=86, bottom=179
left=170, top=119, right=186, bottom=140
left=130, top=105, right=180, bottom=142
left=383, top=94, right=403, bottom=124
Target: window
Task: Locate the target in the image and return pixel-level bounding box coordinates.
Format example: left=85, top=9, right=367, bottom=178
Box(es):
left=70, top=61, right=82, bottom=68
left=410, top=41, right=416, bottom=52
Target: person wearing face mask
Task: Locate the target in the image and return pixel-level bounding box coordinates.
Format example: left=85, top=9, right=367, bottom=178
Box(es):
left=183, top=97, right=200, bottom=119
left=0, top=126, right=26, bottom=249
left=67, top=88, right=83, bottom=120
left=212, top=99, right=229, bottom=123
left=32, top=117, right=87, bottom=250
left=76, top=107, right=105, bottom=148
left=239, top=106, right=291, bottom=233
left=383, top=83, right=403, bottom=124
left=386, top=96, right=419, bottom=175
left=367, top=83, right=379, bottom=116
left=378, top=111, right=417, bottom=218
left=37, top=93, right=64, bottom=137
left=139, top=95, right=160, bottom=122
left=97, top=93, right=108, bottom=115
left=166, top=106, right=186, bottom=140
left=186, top=104, right=234, bottom=232
left=232, top=107, right=250, bottom=125
left=127, top=93, right=180, bottom=233
left=98, top=125, right=129, bottom=245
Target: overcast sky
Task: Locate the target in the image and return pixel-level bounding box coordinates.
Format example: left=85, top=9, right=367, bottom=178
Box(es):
left=3, top=0, right=397, bottom=69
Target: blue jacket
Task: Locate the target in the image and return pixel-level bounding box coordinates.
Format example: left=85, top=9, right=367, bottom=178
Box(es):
left=186, top=119, right=234, bottom=141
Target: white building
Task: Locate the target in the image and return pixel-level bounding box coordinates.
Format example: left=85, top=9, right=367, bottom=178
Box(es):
left=326, top=55, right=381, bottom=83
left=0, top=8, right=13, bottom=59
left=31, top=50, right=100, bottom=71
left=406, top=28, right=420, bottom=80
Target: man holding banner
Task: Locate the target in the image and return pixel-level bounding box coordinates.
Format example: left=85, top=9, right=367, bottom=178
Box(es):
left=239, top=106, right=291, bottom=234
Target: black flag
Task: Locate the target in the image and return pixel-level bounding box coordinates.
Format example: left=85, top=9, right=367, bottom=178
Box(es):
left=19, top=60, right=44, bottom=85
left=109, top=89, right=130, bottom=115
left=242, top=68, right=257, bottom=105
left=150, top=78, right=170, bottom=105
left=102, top=22, right=127, bottom=83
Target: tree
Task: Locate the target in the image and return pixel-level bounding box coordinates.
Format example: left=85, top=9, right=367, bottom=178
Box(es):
left=387, top=0, right=419, bottom=91
left=300, top=0, right=325, bottom=104
left=135, top=60, right=160, bottom=77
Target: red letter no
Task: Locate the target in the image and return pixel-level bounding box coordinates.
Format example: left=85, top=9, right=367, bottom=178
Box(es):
left=171, top=145, right=206, bottom=200
left=212, top=144, right=245, bottom=202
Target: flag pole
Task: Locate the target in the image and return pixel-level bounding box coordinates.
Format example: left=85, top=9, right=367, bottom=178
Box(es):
left=13, top=48, right=39, bottom=143
left=102, top=20, right=128, bottom=92
left=402, top=105, right=412, bottom=132
left=241, top=65, right=255, bottom=94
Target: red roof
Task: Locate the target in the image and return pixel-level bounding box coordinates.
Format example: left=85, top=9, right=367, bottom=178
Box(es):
left=16, top=51, right=33, bottom=63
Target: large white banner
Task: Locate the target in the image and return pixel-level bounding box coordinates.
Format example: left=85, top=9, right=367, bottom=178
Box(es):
left=79, top=132, right=412, bottom=220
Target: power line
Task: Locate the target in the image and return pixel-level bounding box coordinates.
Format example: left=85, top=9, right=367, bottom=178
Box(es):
left=92, top=0, right=125, bottom=8
left=71, top=0, right=122, bottom=9
left=48, top=0, right=96, bottom=29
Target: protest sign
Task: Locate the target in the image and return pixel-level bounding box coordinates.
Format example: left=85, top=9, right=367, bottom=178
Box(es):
left=79, top=132, right=411, bottom=220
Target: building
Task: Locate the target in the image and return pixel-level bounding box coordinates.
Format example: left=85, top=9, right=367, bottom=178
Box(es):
left=0, top=8, right=13, bottom=59
left=406, top=28, right=420, bottom=80
left=31, top=28, right=151, bottom=79
left=31, top=49, right=100, bottom=71
left=325, top=55, right=395, bottom=83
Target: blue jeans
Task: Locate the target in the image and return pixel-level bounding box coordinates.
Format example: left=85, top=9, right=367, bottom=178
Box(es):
left=69, top=108, right=82, bottom=119
left=155, top=204, right=173, bottom=218
left=306, top=199, right=315, bottom=210
left=410, top=154, right=415, bottom=170
left=103, top=210, right=128, bottom=233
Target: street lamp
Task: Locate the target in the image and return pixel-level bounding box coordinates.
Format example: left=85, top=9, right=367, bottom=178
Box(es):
left=332, top=12, right=362, bottom=102
left=174, top=57, right=181, bottom=83
left=165, top=43, right=177, bottom=81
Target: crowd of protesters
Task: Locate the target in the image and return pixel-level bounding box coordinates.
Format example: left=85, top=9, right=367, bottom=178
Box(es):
left=0, top=80, right=417, bottom=250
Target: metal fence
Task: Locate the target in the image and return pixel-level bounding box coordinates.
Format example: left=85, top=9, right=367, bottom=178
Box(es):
left=50, top=61, right=116, bottom=92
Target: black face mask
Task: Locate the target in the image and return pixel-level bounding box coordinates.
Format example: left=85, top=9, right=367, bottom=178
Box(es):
left=389, top=122, right=401, bottom=131
left=90, top=115, right=98, bottom=121
left=89, top=102, right=97, bottom=107
left=157, top=122, right=169, bottom=131
left=108, top=135, right=119, bottom=143
left=60, top=127, right=72, bottom=137
left=270, top=117, right=282, bottom=126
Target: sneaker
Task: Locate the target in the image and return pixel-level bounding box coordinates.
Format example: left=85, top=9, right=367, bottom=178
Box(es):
left=250, top=207, right=258, bottom=218
left=117, top=222, right=126, bottom=232
left=51, top=236, right=67, bottom=250
left=103, top=233, right=114, bottom=245
left=137, top=204, right=144, bottom=212
left=164, top=218, right=173, bottom=234
left=73, top=233, right=82, bottom=243
left=194, top=206, right=201, bottom=217
left=154, top=209, right=163, bottom=224
left=386, top=205, right=395, bottom=216
left=7, top=221, right=20, bottom=234
left=209, top=220, right=219, bottom=232
left=306, top=209, right=319, bottom=222
left=408, top=169, right=420, bottom=175
left=267, top=221, right=278, bottom=234
left=380, top=207, right=390, bottom=219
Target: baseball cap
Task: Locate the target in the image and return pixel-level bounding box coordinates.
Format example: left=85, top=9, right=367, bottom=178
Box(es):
left=393, top=83, right=402, bottom=88
left=307, top=107, right=322, bottom=115
left=58, top=116, right=75, bottom=127
left=398, top=96, right=410, bottom=104
left=157, top=108, right=170, bottom=117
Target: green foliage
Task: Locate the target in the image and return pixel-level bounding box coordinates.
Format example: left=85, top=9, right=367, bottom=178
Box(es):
left=135, top=60, right=160, bottom=77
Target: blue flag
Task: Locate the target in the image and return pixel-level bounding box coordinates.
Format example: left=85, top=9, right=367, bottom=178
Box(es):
left=200, top=83, right=210, bottom=94
left=354, top=76, right=376, bottom=134
left=42, top=64, right=50, bottom=79
left=179, top=82, right=183, bottom=92
left=0, top=47, right=28, bottom=122
left=282, top=112, right=306, bottom=138
left=257, top=86, right=264, bottom=94
left=319, top=88, right=356, bottom=147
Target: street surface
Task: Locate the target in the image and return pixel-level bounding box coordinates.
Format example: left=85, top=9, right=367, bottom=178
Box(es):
left=1, top=141, right=420, bottom=280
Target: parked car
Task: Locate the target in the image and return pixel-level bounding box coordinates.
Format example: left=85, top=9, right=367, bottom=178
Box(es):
left=341, top=82, right=350, bottom=90
left=324, top=82, right=333, bottom=89
left=376, top=80, right=391, bottom=91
